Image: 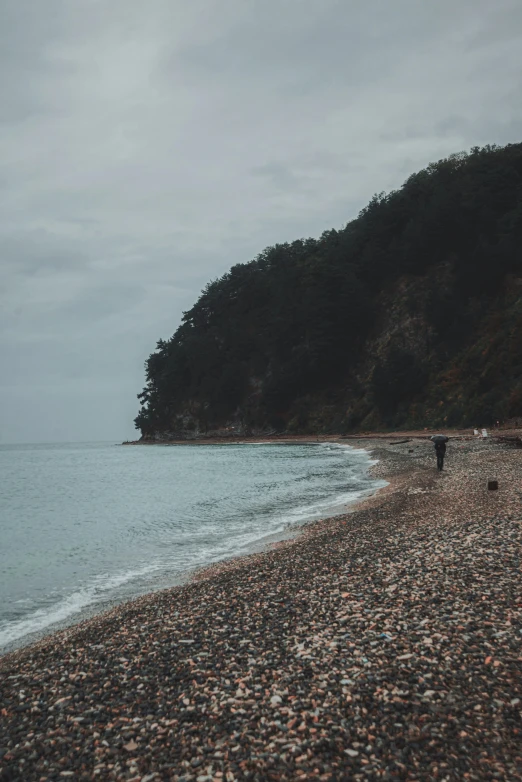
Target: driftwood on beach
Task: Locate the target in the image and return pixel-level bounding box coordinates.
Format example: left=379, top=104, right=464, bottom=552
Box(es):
left=1, top=435, right=521, bottom=781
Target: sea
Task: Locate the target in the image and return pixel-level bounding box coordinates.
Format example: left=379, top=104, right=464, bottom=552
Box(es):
left=0, top=441, right=386, bottom=653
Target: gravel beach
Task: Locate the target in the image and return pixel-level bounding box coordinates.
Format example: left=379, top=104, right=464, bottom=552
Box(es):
left=1, top=435, right=521, bottom=781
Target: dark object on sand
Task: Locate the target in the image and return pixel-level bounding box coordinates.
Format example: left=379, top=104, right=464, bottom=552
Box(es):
left=389, top=440, right=411, bottom=445
left=488, top=480, right=499, bottom=491
left=430, top=434, right=449, bottom=443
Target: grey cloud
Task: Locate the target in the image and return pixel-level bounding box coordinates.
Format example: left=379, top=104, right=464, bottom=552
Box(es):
left=466, top=2, right=522, bottom=49
left=251, top=163, right=303, bottom=191
left=0, top=1, right=66, bottom=122
left=0, top=229, right=88, bottom=275
left=52, top=283, right=146, bottom=324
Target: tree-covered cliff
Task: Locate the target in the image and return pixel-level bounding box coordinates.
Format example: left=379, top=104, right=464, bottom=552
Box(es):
left=135, top=143, right=522, bottom=439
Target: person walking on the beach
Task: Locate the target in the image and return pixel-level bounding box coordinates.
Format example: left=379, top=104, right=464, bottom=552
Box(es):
left=434, top=439, right=446, bottom=471
left=430, top=434, right=449, bottom=471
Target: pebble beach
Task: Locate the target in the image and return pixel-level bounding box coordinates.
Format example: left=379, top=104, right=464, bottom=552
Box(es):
left=1, top=435, right=521, bottom=781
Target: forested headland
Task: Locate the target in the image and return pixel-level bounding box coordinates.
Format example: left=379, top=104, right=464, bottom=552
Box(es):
left=135, top=143, right=522, bottom=439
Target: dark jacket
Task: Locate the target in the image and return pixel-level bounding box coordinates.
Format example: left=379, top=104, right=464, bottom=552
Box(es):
left=435, top=442, right=446, bottom=456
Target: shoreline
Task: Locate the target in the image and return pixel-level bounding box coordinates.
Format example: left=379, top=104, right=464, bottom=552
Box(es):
left=0, top=441, right=385, bottom=657
left=121, top=424, right=514, bottom=447
left=1, top=435, right=521, bottom=780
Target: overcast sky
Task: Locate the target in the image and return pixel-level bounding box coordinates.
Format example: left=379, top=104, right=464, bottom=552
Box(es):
left=1, top=0, right=521, bottom=443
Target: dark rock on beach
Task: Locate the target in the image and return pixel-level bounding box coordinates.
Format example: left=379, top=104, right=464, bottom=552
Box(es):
left=1, top=436, right=521, bottom=781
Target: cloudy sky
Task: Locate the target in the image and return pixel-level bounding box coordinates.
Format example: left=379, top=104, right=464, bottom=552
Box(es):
left=1, top=0, right=521, bottom=443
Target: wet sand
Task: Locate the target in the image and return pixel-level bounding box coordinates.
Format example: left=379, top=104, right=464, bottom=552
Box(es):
left=1, top=435, right=521, bottom=781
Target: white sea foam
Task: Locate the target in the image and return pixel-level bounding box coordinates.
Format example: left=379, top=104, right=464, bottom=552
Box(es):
left=0, top=562, right=162, bottom=649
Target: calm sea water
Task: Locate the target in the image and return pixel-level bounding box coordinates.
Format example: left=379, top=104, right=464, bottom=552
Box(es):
left=0, top=441, right=385, bottom=652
